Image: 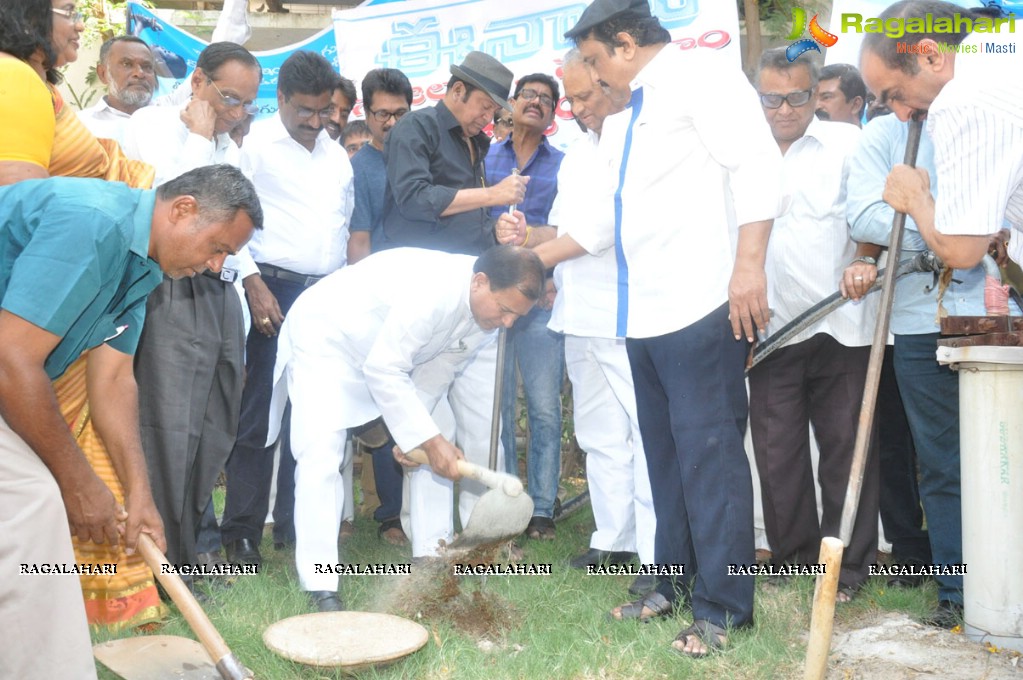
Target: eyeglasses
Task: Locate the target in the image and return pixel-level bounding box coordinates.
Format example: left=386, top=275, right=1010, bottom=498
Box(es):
left=365, top=107, right=408, bottom=123
left=52, top=6, right=84, bottom=23
left=759, top=88, right=815, bottom=109
left=494, top=117, right=513, bottom=127
left=290, top=101, right=336, bottom=120
left=517, top=88, right=555, bottom=109
left=207, top=79, right=259, bottom=116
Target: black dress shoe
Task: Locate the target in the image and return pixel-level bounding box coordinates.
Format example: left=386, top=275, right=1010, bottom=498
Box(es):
left=308, top=590, right=344, bottom=612
left=225, top=538, right=262, bottom=567
left=196, top=550, right=227, bottom=568
left=569, top=548, right=636, bottom=569
left=628, top=573, right=658, bottom=596
left=922, top=600, right=963, bottom=629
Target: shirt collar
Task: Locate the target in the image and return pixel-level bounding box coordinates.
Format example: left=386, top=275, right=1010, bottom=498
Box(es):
left=264, top=112, right=331, bottom=148
left=436, top=100, right=491, bottom=149
left=630, top=43, right=672, bottom=93
left=131, top=189, right=158, bottom=261
left=796, top=117, right=841, bottom=150
left=94, top=96, right=132, bottom=117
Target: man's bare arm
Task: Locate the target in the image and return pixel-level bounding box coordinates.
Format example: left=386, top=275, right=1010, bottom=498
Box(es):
left=347, top=232, right=372, bottom=265
left=86, top=344, right=167, bottom=553
left=0, top=310, right=124, bottom=546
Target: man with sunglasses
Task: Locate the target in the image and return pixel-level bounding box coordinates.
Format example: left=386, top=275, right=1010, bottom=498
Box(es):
left=215, top=53, right=353, bottom=606
left=121, top=42, right=263, bottom=586
left=485, top=73, right=566, bottom=542
left=747, top=47, right=879, bottom=607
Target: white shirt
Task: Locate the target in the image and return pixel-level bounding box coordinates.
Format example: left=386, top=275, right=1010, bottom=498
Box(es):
left=564, top=45, right=783, bottom=339
left=77, top=97, right=132, bottom=145
left=121, top=102, right=257, bottom=278
left=269, top=249, right=494, bottom=453
left=929, top=32, right=1023, bottom=261
left=765, top=118, right=874, bottom=347
left=239, top=114, right=353, bottom=276
left=548, top=131, right=619, bottom=338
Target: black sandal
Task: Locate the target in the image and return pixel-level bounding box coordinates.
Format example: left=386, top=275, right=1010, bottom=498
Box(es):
left=672, top=619, right=727, bottom=658
left=609, top=591, right=673, bottom=622
left=377, top=517, right=407, bottom=545
left=525, top=516, right=555, bottom=540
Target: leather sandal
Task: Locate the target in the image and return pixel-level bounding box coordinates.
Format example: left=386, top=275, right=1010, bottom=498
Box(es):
left=609, top=591, right=673, bottom=623
left=672, top=619, right=727, bottom=658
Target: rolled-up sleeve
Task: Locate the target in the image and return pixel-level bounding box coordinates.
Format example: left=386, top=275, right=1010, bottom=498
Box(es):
left=848, top=117, right=930, bottom=251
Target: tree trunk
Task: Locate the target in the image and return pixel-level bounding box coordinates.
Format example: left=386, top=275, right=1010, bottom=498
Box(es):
left=742, top=0, right=763, bottom=77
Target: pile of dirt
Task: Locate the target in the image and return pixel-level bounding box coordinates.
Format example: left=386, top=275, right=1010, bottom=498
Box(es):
left=825, top=613, right=1022, bottom=679
left=388, top=559, right=516, bottom=641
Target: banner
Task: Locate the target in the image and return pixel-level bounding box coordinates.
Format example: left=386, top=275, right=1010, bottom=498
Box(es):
left=127, top=0, right=741, bottom=147
left=333, top=0, right=740, bottom=148
left=127, top=2, right=339, bottom=116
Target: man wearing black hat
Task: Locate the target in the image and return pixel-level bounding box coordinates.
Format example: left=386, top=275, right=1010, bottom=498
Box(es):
left=524, top=0, right=783, bottom=657
left=379, top=51, right=529, bottom=255
left=377, top=51, right=530, bottom=559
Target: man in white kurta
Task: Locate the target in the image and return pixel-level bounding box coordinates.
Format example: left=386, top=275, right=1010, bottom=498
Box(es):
left=268, top=246, right=542, bottom=603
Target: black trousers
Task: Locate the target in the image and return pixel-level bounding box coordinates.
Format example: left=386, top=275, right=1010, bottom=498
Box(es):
left=135, top=274, right=244, bottom=566
left=221, top=275, right=304, bottom=546
left=748, top=333, right=879, bottom=590
left=626, top=303, right=755, bottom=629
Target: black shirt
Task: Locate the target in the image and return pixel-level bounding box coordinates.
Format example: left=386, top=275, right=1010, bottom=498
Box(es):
left=380, top=100, right=497, bottom=256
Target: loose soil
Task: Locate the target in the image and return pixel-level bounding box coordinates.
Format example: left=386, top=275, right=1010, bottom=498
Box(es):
left=825, top=613, right=1023, bottom=679
left=389, top=558, right=516, bottom=642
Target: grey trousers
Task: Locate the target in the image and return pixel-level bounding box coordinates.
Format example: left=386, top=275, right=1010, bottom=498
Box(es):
left=0, top=414, right=96, bottom=678
left=135, top=275, right=245, bottom=566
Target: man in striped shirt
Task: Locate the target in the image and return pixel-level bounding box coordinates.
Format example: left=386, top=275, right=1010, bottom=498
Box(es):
left=860, top=0, right=1022, bottom=268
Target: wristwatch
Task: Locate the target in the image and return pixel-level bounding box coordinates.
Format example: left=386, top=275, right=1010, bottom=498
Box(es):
left=853, top=255, right=878, bottom=266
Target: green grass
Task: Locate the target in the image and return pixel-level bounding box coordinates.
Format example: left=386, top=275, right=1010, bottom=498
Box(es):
left=92, top=493, right=940, bottom=680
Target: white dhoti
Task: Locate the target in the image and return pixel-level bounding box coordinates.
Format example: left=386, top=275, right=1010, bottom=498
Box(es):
left=565, top=335, right=655, bottom=564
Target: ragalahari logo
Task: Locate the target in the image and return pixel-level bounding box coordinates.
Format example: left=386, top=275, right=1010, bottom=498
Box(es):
left=786, top=7, right=839, bottom=61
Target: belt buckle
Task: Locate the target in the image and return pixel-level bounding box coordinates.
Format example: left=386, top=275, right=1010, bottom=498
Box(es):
left=220, top=267, right=238, bottom=284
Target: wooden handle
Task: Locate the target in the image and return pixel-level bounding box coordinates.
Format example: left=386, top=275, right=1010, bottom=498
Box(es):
left=137, top=534, right=252, bottom=680
left=803, top=537, right=844, bottom=680
left=405, top=448, right=524, bottom=496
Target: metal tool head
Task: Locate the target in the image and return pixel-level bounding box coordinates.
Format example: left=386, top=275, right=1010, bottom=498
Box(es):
left=447, top=487, right=533, bottom=552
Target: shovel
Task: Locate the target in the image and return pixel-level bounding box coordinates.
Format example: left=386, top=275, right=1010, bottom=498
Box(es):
left=406, top=448, right=533, bottom=551
left=94, top=534, right=251, bottom=680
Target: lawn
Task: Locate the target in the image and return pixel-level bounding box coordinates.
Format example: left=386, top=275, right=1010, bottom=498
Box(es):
left=92, top=480, right=940, bottom=680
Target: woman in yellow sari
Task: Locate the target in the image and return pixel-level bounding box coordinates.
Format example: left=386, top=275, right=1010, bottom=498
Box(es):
left=0, top=0, right=165, bottom=631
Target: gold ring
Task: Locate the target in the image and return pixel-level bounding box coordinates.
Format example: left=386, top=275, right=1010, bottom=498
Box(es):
left=261, top=317, right=271, bottom=325
left=854, top=276, right=863, bottom=281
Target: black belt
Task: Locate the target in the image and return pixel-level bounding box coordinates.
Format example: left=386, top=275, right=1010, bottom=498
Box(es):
left=257, top=263, right=323, bottom=288
left=201, top=267, right=238, bottom=284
